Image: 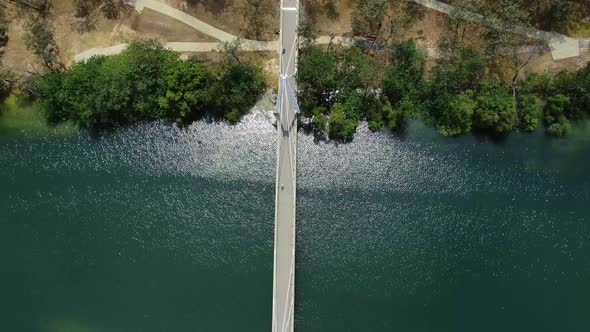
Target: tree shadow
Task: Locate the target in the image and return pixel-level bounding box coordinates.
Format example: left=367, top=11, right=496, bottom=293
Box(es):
left=186, top=0, right=233, bottom=15
left=471, top=128, right=511, bottom=145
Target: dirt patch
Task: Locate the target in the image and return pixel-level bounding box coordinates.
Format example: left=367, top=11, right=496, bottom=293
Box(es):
left=164, top=0, right=280, bottom=40
left=525, top=49, right=590, bottom=74
left=2, top=0, right=224, bottom=72
left=2, top=1, right=137, bottom=70
left=132, top=8, right=216, bottom=42
left=54, top=13, right=135, bottom=67
left=409, top=9, right=447, bottom=49
left=310, top=0, right=355, bottom=37
left=167, top=0, right=248, bottom=39
left=0, top=3, right=53, bottom=73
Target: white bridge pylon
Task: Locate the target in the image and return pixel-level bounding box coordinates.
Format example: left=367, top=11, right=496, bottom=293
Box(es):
left=274, top=75, right=301, bottom=128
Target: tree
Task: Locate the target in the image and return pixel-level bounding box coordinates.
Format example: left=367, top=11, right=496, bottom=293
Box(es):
left=159, top=59, right=212, bottom=126
left=240, top=0, right=276, bottom=40
left=328, top=103, right=358, bottom=141
left=524, top=0, right=590, bottom=34
left=387, top=96, right=414, bottom=130
left=0, top=5, right=8, bottom=49
left=544, top=94, right=571, bottom=136
left=339, top=47, right=378, bottom=91
left=186, top=0, right=233, bottom=15
left=352, top=0, right=425, bottom=45
left=426, top=47, right=486, bottom=130
left=24, top=17, right=64, bottom=73
left=523, top=72, right=556, bottom=99
left=297, top=46, right=339, bottom=109
left=0, top=68, right=15, bottom=101
left=381, top=39, right=426, bottom=108
left=553, top=64, right=590, bottom=119
left=297, top=18, right=318, bottom=49
left=517, top=94, right=540, bottom=132
left=312, top=106, right=328, bottom=138
left=214, top=62, right=266, bottom=123
left=439, top=0, right=481, bottom=51
left=439, top=90, right=476, bottom=136
left=481, top=0, right=535, bottom=112
left=36, top=41, right=266, bottom=128
left=214, top=39, right=267, bottom=122
left=351, top=0, right=387, bottom=40
left=302, top=0, right=339, bottom=27
left=366, top=96, right=415, bottom=132
left=473, top=82, right=515, bottom=133
left=73, top=0, right=125, bottom=32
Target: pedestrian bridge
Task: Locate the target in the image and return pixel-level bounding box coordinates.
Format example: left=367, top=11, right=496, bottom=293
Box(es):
left=272, top=1, right=300, bottom=331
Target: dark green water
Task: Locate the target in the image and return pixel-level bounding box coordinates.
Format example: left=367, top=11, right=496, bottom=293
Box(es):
left=1, top=116, right=589, bottom=332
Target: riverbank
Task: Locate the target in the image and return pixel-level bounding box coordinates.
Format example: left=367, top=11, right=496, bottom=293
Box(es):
left=0, top=94, right=76, bottom=137
left=296, top=41, right=590, bottom=141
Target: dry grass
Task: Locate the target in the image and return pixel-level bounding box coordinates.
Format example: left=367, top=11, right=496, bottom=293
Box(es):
left=132, top=8, right=216, bottom=42
left=168, top=0, right=280, bottom=40
left=1, top=0, right=587, bottom=79
left=310, top=0, right=355, bottom=36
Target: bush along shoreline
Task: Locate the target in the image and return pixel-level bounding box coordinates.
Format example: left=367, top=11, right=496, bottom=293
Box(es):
left=34, top=40, right=267, bottom=129
left=296, top=39, right=590, bottom=142
left=6, top=38, right=589, bottom=143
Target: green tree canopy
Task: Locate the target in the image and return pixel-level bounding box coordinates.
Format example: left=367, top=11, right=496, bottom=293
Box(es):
left=214, top=62, right=266, bottom=123
left=297, top=46, right=339, bottom=110
left=328, top=103, right=358, bottom=141
left=473, top=82, right=515, bottom=133
left=517, top=94, right=540, bottom=132
left=439, top=90, right=476, bottom=136
left=159, top=59, right=213, bottom=125
left=382, top=39, right=426, bottom=108
left=544, top=94, right=572, bottom=136
left=37, top=41, right=266, bottom=128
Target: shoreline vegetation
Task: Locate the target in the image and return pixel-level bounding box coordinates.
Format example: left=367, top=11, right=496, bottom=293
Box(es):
left=296, top=39, right=590, bottom=141
left=2, top=38, right=589, bottom=142
left=36, top=40, right=267, bottom=129
left=0, top=0, right=589, bottom=142
left=296, top=0, right=590, bottom=141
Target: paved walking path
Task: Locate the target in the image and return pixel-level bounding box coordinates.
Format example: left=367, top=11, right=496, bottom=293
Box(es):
left=74, top=40, right=280, bottom=62
left=130, top=0, right=235, bottom=41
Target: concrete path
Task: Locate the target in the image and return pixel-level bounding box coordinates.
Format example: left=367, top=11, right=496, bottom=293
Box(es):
left=129, top=0, right=235, bottom=41
left=272, top=1, right=299, bottom=331
left=74, top=41, right=280, bottom=62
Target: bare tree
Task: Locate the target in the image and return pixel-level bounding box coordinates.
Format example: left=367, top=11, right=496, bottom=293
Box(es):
left=351, top=0, right=425, bottom=47
left=185, top=0, right=234, bottom=15
left=479, top=0, right=537, bottom=120
left=73, top=0, right=125, bottom=32
left=239, top=0, right=277, bottom=41
left=24, top=16, right=65, bottom=73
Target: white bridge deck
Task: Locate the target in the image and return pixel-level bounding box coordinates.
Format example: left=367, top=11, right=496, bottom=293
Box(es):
left=272, top=0, right=299, bottom=331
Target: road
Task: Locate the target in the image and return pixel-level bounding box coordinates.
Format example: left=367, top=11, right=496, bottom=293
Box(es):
left=272, top=0, right=299, bottom=331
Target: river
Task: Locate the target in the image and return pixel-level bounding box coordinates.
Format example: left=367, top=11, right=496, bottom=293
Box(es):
left=1, top=110, right=589, bottom=332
